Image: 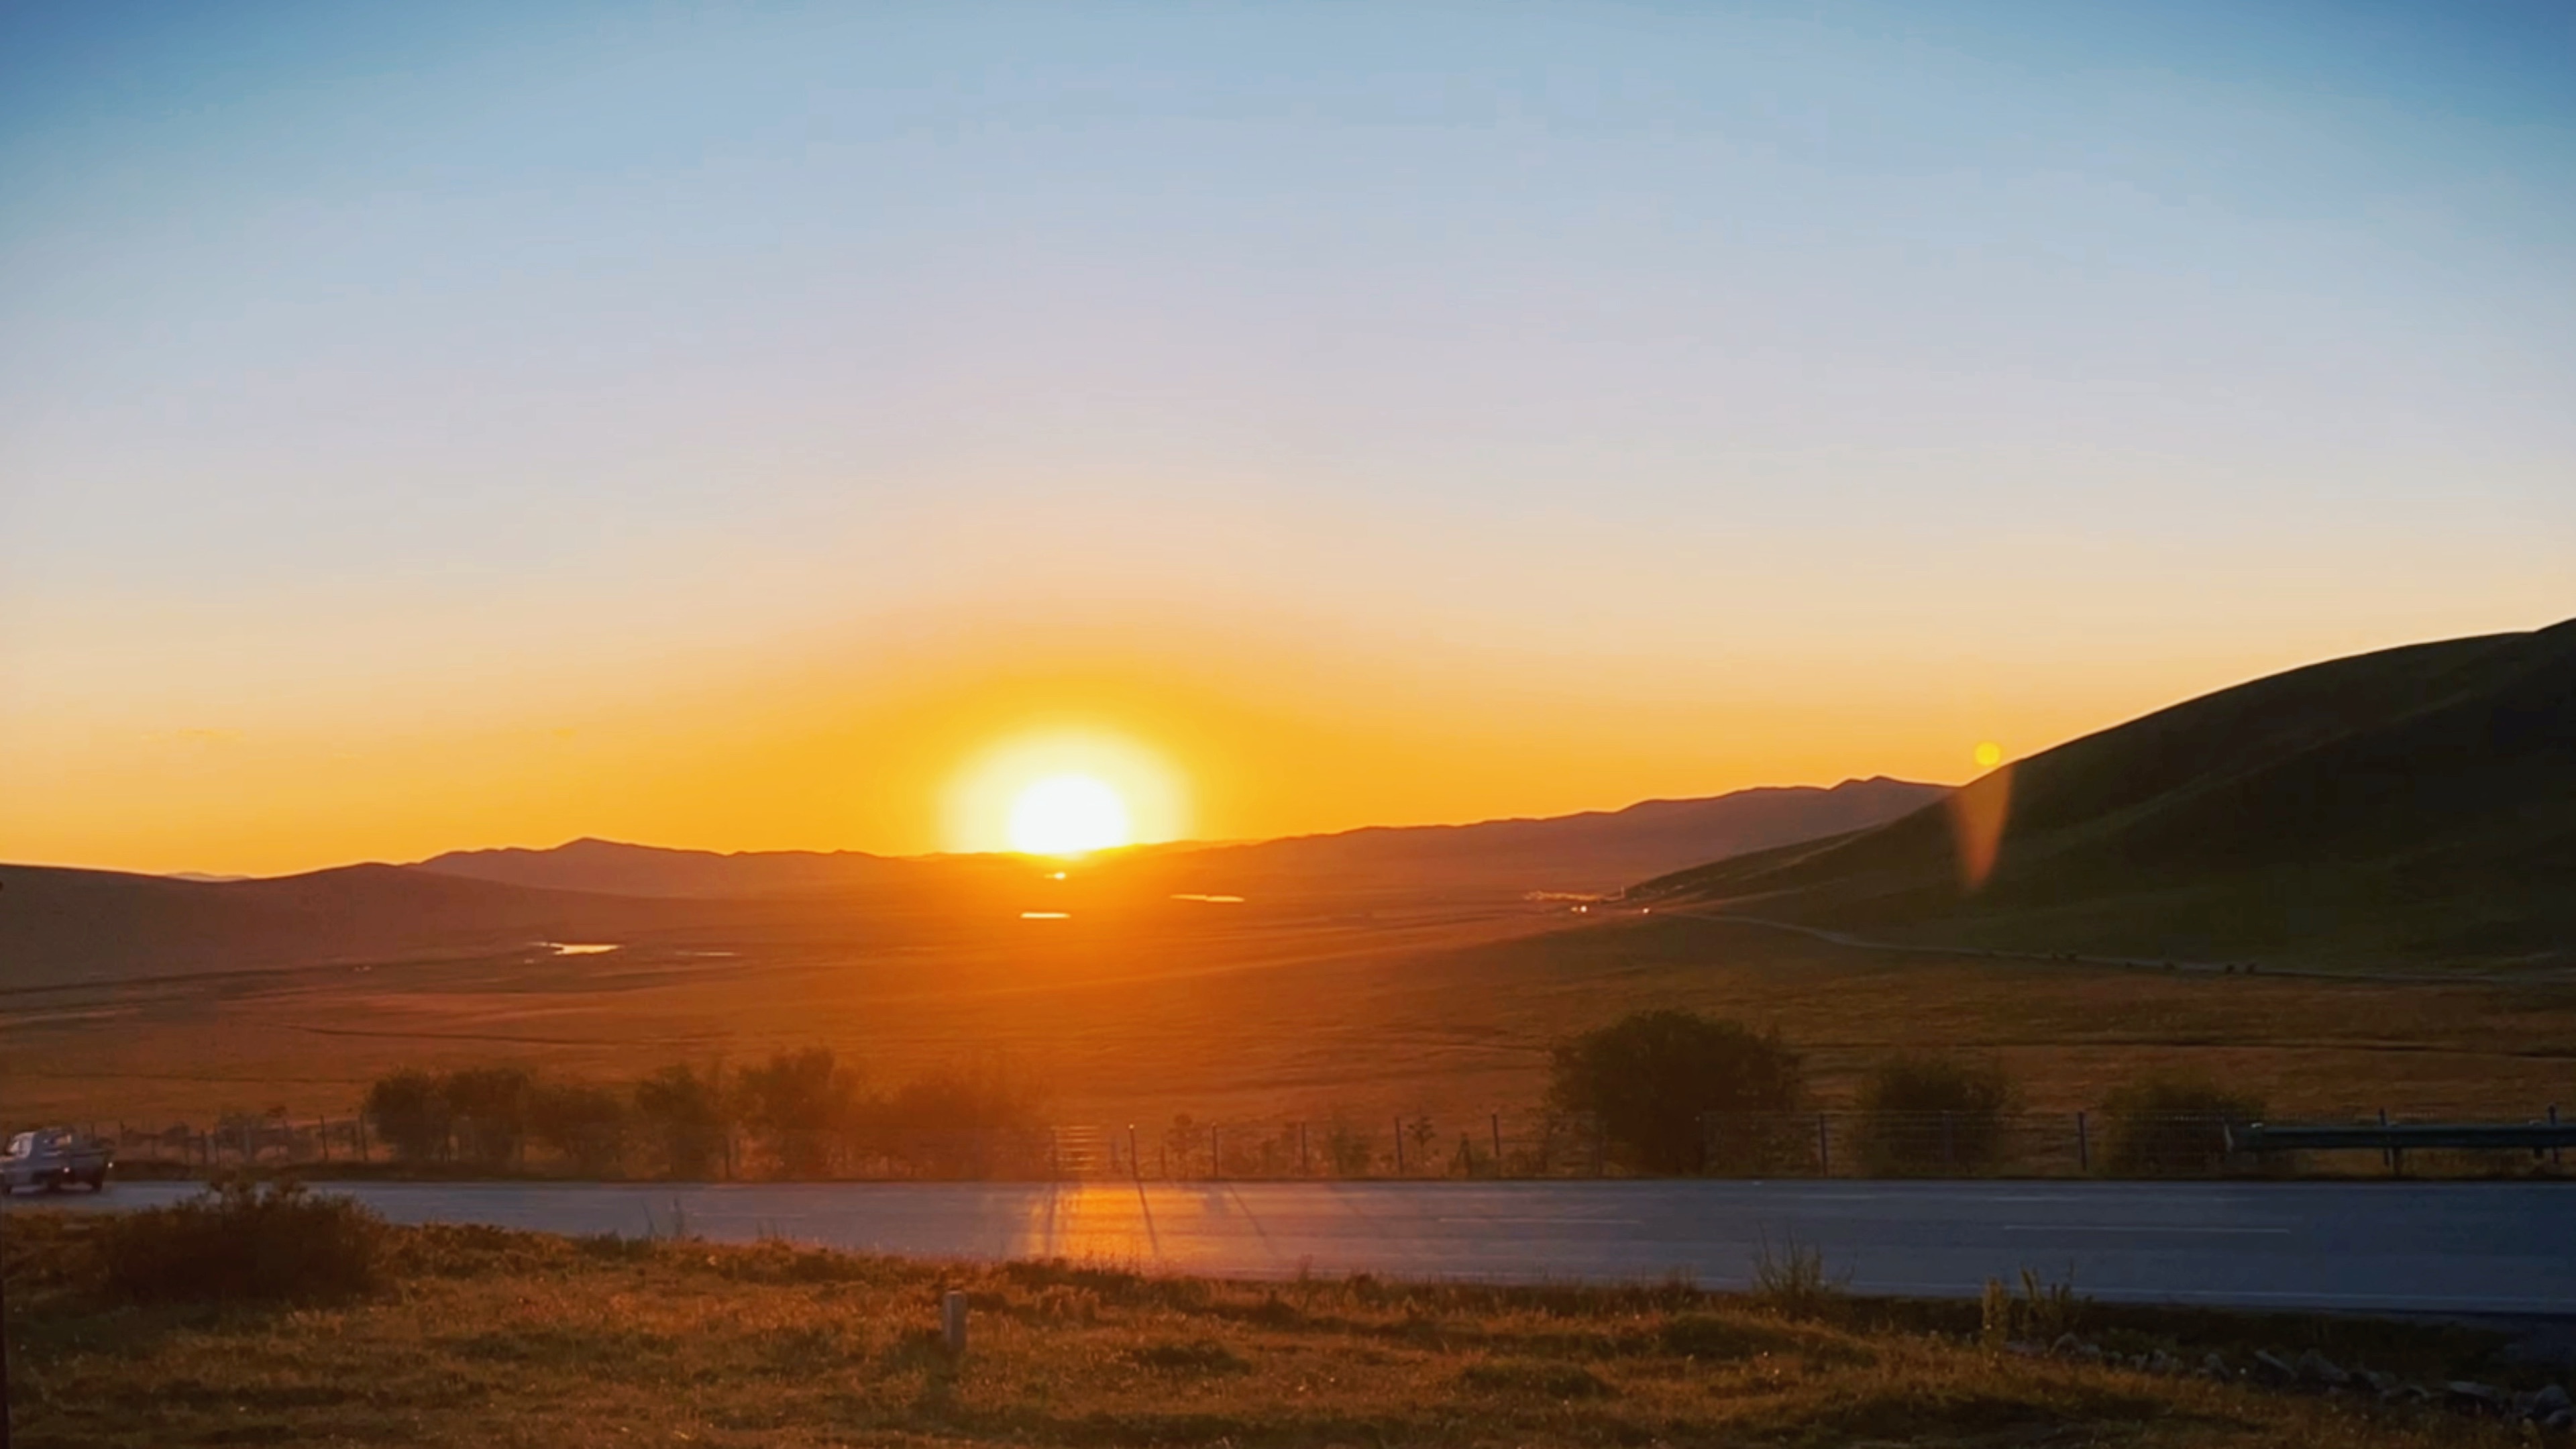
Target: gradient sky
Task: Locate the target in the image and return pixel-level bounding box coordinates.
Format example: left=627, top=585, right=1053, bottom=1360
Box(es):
left=4, top=1, right=2571, bottom=875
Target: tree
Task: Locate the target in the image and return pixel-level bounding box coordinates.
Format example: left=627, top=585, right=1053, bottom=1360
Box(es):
left=1547, top=1010, right=1803, bottom=1175
left=530, top=1081, right=629, bottom=1175
left=441, top=1066, right=535, bottom=1170
left=1854, top=1055, right=2017, bottom=1175
left=734, top=1048, right=861, bottom=1177
left=634, top=1064, right=729, bottom=1179
left=363, top=1069, right=451, bottom=1163
left=875, top=1067, right=1046, bottom=1178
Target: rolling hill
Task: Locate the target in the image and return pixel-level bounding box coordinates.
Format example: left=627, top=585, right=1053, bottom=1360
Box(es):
left=0, top=863, right=730, bottom=989
left=1142, top=777, right=1945, bottom=896
left=415, top=838, right=938, bottom=898
left=411, top=778, right=1944, bottom=900
left=1633, top=619, right=2576, bottom=969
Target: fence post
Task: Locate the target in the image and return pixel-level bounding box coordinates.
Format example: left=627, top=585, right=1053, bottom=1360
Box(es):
left=1816, top=1114, right=1830, bottom=1177
left=1210, top=1125, right=1222, bottom=1181
left=2379, top=1108, right=2394, bottom=1175
left=318, top=1118, right=330, bottom=1163
left=2076, top=1111, right=2089, bottom=1174
left=1128, top=1124, right=1140, bottom=1180
left=2552, top=1106, right=2562, bottom=1171
left=1393, top=1117, right=1405, bottom=1176
left=1491, top=1113, right=1503, bottom=1173
left=356, top=1112, right=369, bottom=1163
left=1298, top=1121, right=1309, bottom=1175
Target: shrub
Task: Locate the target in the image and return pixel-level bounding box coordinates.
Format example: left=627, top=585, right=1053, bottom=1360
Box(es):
left=365, top=1069, right=453, bottom=1162
left=1322, top=1112, right=1376, bottom=1176
left=531, top=1081, right=630, bottom=1175
left=635, top=1064, right=731, bottom=1179
left=1854, top=1055, right=2017, bottom=1175
left=443, top=1066, right=536, bottom=1169
left=735, top=1048, right=862, bottom=1177
left=99, top=1177, right=384, bottom=1303
left=2098, top=1075, right=2265, bottom=1177
left=872, top=1067, right=1046, bottom=1177
left=1748, top=1230, right=1847, bottom=1319
left=1980, top=1267, right=2086, bottom=1346
left=1548, top=1009, right=1803, bottom=1174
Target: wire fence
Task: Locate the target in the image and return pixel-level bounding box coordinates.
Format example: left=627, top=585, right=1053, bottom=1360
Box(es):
left=52, top=1105, right=2571, bottom=1184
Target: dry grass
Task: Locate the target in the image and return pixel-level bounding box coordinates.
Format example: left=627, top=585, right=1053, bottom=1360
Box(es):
left=1, top=1208, right=2534, bottom=1448
left=5, top=908, right=2569, bottom=1142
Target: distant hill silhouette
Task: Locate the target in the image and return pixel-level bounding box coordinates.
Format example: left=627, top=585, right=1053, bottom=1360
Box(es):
left=1149, top=777, right=1945, bottom=896
left=0, top=863, right=716, bottom=989
left=416, top=838, right=932, bottom=898
left=1634, top=620, right=2576, bottom=969
left=410, top=780, right=1943, bottom=900
left=0, top=780, right=1941, bottom=985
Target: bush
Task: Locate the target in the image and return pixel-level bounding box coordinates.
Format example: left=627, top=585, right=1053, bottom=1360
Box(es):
left=635, top=1064, right=731, bottom=1179
left=531, top=1081, right=630, bottom=1175
left=99, top=1177, right=384, bottom=1303
left=2098, top=1075, right=2265, bottom=1177
left=364, top=1069, right=453, bottom=1163
left=872, top=1068, right=1046, bottom=1177
left=443, top=1066, right=535, bottom=1169
left=1323, top=1112, right=1376, bottom=1176
left=1548, top=1010, right=1803, bottom=1174
left=1854, top=1055, right=2017, bottom=1175
left=735, top=1048, right=862, bottom=1177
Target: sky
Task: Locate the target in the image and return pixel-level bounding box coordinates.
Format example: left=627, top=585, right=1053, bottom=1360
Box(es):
left=3, top=1, right=2571, bottom=875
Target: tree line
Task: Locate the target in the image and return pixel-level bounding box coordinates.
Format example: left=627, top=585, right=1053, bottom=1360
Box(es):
left=362, top=1049, right=1046, bottom=1178
left=1548, top=1008, right=2266, bottom=1177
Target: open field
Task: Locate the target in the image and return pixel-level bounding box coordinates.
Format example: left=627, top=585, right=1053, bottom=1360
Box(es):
left=1, top=1206, right=2553, bottom=1448
left=4, top=904, right=2571, bottom=1139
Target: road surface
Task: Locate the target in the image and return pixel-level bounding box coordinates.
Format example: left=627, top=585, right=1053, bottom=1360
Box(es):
left=19, top=1179, right=2570, bottom=1315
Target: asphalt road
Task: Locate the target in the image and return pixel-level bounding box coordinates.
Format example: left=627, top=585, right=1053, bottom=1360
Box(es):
left=21, top=1179, right=2571, bottom=1315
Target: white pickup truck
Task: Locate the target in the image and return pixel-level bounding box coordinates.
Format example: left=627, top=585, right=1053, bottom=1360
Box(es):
left=0, top=1127, right=111, bottom=1193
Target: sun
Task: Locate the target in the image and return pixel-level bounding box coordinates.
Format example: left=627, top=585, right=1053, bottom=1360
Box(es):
left=944, top=728, right=1187, bottom=854
left=1006, top=773, right=1134, bottom=856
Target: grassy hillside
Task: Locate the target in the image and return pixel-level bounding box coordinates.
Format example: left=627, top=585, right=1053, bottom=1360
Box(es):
left=1635, top=621, right=2576, bottom=969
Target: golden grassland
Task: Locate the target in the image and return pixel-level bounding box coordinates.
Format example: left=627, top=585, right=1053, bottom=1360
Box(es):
left=5, top=906, right=2570, bottom=1134
left=1, top=1208, right=2540, bottom=1449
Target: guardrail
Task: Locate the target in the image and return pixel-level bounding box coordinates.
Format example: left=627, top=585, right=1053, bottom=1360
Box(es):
left=2229, top=1116, right=2575, bottom=1157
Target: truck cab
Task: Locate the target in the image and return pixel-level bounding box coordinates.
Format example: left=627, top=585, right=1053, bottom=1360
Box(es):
left=0, top=1127, right=111, bottom=1193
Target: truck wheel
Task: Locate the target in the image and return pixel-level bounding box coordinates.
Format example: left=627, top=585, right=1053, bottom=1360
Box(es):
left=83, top=1172, right=105, bottom=1192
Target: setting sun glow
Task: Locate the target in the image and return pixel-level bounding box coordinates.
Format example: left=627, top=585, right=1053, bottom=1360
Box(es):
left=943, top=729, right=1190, bottom=856
left=1007, top=774, right=1131, bottom=856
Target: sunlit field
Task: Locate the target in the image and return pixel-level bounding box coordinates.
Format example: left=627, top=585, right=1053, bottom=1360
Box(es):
left=7, top=900, right=2567, bottom=1146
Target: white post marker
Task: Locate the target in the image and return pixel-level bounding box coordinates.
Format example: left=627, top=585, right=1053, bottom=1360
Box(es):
left=941, top=1290, right=969, bottom=1356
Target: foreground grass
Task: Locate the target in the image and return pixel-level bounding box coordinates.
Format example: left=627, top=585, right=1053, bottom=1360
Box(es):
left=3, top=1210, right=2536, bottom=1448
